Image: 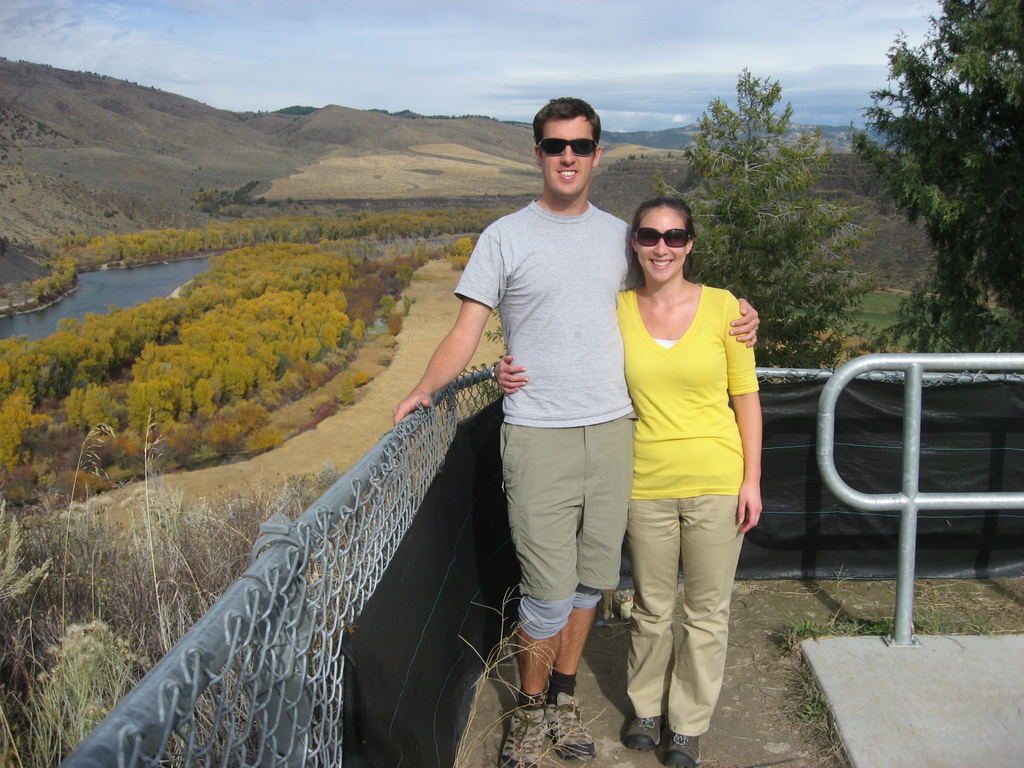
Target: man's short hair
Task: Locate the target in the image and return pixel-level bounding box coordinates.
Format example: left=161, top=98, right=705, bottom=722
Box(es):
left=533, top=97, right=601, bottom=144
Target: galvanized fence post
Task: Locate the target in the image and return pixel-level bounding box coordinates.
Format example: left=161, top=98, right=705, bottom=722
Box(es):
left=816, top=352, right=1024, bottom=647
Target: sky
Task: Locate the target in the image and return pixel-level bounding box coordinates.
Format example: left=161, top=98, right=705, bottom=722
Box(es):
left=1, top=0, right=941, bottom=132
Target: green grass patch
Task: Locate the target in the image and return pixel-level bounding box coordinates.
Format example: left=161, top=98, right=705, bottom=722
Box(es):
left=857, top=291, right=903, bottom=332
left=780, top=606, right=995, bottom=655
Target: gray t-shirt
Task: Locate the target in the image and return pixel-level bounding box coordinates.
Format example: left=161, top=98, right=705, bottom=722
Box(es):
left=456, top=201, right=634, bottom=427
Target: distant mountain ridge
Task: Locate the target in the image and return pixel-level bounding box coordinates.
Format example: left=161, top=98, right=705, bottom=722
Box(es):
left=0, top=58, right=545, bottom=243
left=1, top=58, right=855, bottom=238
left=0, top=58, right=928, bottom=291
left=606, top=124, right=859, bottom=152
left=334, top=106, right=859, bottom=152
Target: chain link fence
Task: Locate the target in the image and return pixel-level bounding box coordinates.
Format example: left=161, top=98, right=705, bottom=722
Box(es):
left=60, top=364, right=1022, bottom=768
left=61, top=366, right=499, bottom=768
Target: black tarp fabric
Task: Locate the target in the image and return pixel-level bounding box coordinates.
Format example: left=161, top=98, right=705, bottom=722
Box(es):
left=344, top=381, right=1024, bottom=767
left=344, top=401, right=515, bottom=768
left=741, top=378, right=1024, bottom=579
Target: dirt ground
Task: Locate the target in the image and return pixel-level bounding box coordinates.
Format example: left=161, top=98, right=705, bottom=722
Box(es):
left=459, top=577, right=1024, bottom=768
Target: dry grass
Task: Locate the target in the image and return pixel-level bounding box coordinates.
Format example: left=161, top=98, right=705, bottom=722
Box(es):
left=263, top=145, right=539, bottom=200
left=776, top=577, right=1024, bottom=648
left=0, top=452, right=340, bottom=766
left=453, top=592, right=612, bottom=768
left=0, top=167, right=205, bottom=245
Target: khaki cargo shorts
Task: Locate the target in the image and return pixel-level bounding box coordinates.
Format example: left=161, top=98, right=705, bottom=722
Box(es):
left=500, top=415, right=634, bottom=600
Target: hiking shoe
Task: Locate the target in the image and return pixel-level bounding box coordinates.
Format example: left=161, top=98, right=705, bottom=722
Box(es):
left=623, top=715, right=661, bottom=751
left=544, top=692, right=595, bottom=761
left=664, top=732, right=701, bottom=767
left=498, top=706, right=548, bottom=768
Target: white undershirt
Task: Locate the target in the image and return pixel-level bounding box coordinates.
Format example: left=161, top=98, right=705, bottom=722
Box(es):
left=654, top=338, right=678, bottom=348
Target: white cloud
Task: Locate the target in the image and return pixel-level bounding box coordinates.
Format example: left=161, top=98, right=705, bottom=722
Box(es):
left=0, top=0, right=940, bottom=126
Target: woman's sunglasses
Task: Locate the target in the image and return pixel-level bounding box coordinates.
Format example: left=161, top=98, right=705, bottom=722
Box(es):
left=634, top=227, right=693, bottom=248
left=537, top=138, right=598, bottom=156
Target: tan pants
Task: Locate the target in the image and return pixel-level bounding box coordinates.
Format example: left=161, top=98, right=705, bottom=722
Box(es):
left=626, top=495, right=744, bottom=736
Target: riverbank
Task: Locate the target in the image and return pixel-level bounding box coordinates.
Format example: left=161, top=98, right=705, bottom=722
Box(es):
left=0, top=281, right=78, bottom=317
left=0, top=255, right=217, bottom=341
left=0, top=249, right=221, bottom=320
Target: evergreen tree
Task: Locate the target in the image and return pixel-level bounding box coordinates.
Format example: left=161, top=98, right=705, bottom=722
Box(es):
left=854, top=0, right=1024, bottom=352
left=672, top=70, right=871, bottom=368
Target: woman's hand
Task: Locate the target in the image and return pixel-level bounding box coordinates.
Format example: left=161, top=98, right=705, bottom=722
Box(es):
left=736, top=480, right=762, bottom=534
left=494, top=354, right=528, bottom=394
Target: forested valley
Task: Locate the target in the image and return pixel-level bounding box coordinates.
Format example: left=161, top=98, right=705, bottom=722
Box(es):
left=0, top=209, right=502, bottom=503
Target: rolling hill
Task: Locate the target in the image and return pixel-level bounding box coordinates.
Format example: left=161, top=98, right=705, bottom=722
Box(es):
left=0, top=58, right=930, bottom=290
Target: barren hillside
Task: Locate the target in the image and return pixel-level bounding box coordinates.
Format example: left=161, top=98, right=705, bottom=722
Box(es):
left=0, top=58, right=930, bottom=290
left=0, top=59, right=545, bottom=243
left=0, top=167, right=207, bottom=244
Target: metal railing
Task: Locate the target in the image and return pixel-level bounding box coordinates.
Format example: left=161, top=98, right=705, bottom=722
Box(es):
left=61, top=367, right=499, bottom=768
left=816, top=353, right=1024, bottom=646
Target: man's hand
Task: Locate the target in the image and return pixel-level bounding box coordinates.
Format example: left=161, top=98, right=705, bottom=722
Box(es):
left=494, top=355, right=528, bottom=394
left=391, top=298, right=493, bottom=425
left=731, top=298, right=760, bottom=347
left=393, top=391, right=432, bottom=424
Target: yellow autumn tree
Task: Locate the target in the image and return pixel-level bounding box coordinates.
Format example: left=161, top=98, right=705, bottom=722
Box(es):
left=0, top=392, right=50, bottom=469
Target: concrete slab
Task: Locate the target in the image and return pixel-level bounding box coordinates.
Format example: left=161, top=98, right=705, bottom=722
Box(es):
left=801, top=634, right=1024, bottom=768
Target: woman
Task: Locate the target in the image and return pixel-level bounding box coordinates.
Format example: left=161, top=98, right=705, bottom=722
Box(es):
left=618, top=196, right=762, bottom=767
left=495, top=195, right=761, bottom=766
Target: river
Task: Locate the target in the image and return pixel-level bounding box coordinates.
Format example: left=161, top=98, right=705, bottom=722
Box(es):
left=0, top=256, right=214, bottom=341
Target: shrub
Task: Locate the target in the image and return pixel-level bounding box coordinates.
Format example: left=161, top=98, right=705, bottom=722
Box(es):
left=26, top=621, right=145, bottom=766
left=339, top=375, right=356, bottom=406
left=0, top=465, right=40, bottom=504
left=245, top=426, right=283, bottom=455
left=162, top=423, right=203, bottom=466
left=106, top=435, right=143, bottom=475
left=204, top=419, right=243, bottom=455
left=317, top=459, right=341, bottom=488
left=223, top=401, right=270, bottom=431
left=53, top=469, right=110, bottom=500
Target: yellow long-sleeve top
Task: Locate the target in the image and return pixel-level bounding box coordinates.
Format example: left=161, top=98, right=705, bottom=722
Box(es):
left=617, top=287, right=759, bottom=500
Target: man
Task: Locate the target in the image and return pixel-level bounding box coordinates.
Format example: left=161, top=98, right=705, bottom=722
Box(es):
left=394, top=97, right=758, bottom=768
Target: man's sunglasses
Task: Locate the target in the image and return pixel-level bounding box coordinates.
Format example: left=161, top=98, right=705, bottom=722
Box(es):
left=634, top=227, right=693, bottom=248
left=537, top=138, right=598, bottom=156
